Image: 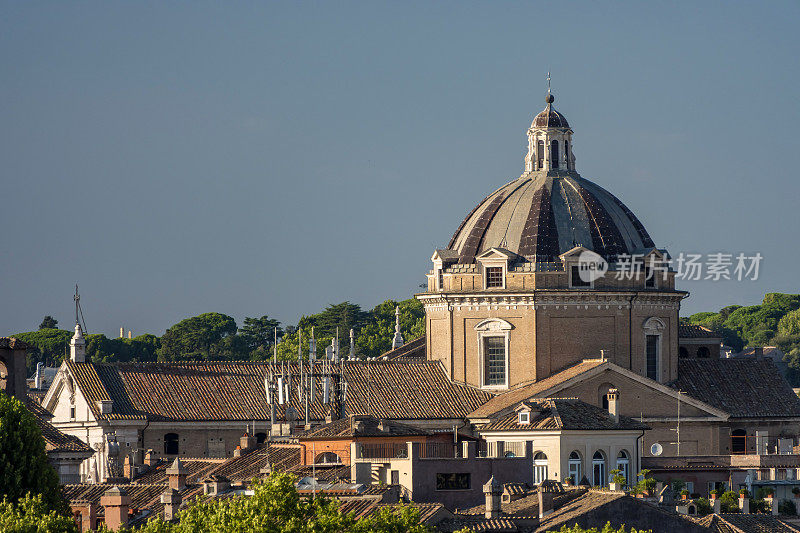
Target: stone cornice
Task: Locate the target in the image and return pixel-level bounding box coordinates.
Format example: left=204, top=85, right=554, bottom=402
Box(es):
left=416, top=291, right=684, bottom=311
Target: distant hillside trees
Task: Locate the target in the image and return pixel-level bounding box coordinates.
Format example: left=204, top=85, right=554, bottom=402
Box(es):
left=684, top=293, right=800, bottom=385
left=10, top=298, right=425, bottom=367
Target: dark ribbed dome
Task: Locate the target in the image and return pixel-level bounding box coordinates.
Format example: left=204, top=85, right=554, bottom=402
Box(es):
left=448, top=173, right=655, bottom=264
left=532, top=96, right=570, bottom=129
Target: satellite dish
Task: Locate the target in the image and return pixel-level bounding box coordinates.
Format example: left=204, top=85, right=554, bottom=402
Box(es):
left=650, top=443, right=663, bottom=456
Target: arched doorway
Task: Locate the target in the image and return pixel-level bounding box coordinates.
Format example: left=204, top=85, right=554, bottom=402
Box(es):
left=255, top=432, right=267, bottom=444
left=592, top=450, right=606, bottom=486
left=533, top=452, right=548, bottom=484
left=731, top=429, right=747, bottom=454
left=568, top=451, right=582, bottom=484
left=697, top=347, right=710, bottom=358
left=615, top=450, right=630, bottom=485
left=679, top=347, right=689, bottom=358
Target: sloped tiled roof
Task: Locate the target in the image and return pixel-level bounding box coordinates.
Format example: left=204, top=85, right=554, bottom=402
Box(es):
left=286, top=464, right=351, bottom=483
left=468, top=360, right=605, bottom=419
left=299, top=414, right=430, bottom=439
left=694, top=513, right=800, bottom=533
left=679, top=324, right=722, bottom=339
left=381, top=336, right=426, bottom=361
left=479, top=398, right=648, bottom=432
left=671, top=359, right=800, bottom=418
left=24, top=400, right=92, bottom=454
left=65, top=360, right=492, bottom=422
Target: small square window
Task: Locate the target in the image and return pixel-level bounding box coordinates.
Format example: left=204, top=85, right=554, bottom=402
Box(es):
left=570, top=265, right=591, bottom=288
left=518, top=412, right=530, bottom=425
left=485, top=267, right=503, bottom=288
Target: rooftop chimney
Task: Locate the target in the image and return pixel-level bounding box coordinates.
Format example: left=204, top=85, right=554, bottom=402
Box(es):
left=34, top=362, right=44, bottom=389
left=607, top=388, right=619, bottom=424
left=161, top=488, right=181, bottom=522
left=483, top=476, right=502, bottom=519
left=538, top=481, right=556, bottom=518
left=239, top=432, right=256, bottom=452
left=754, top=346, right=764, bottom=360
left=144, top=449, right=157, bottom=467
left=100, top=486, right=130, bottom=531
left=166, top=457, right=188, bottom=491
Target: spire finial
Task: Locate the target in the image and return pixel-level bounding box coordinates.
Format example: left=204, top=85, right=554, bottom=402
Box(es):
left=73, top=284, right=80, bottom=325
left=391, top=306, right=404, bottom=350
left=545, top=71, right=554, bottom=104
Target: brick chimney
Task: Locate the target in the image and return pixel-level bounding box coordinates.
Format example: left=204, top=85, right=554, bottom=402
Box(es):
left=100, top=486, right=130, bottom=531
left=144, top=449, right=157, bottom=467
left=240, top=432, right=256, bottom=452
left=538, top=482, right=556, bottom=518
left=123, top=455, right=132, bottom=480
left=739, top=493, right=750, bottom=514
left=483, top=476, right=502, bottom=519
left=160, top=488, right=181, bottom=522
left=607, top=388, right=619, bottom=424
left=166, top=457, right=188, bottom=490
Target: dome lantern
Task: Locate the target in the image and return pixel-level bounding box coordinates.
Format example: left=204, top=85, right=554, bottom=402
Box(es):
left=524, top=93, right=575, bottom=173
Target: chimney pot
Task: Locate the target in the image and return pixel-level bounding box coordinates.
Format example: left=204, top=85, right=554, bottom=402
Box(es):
left=483, top=476, right=502, bottom=519
left=607, top=388, right=619, bottom=423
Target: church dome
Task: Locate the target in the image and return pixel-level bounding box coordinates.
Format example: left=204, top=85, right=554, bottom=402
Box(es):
left=448, top=173, right=655, bottom=264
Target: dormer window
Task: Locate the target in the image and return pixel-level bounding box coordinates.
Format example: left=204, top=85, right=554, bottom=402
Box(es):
left=485, top=267, right=504, bottom=288
left=518, top=411, right=530, bottom=425
left=570, top=265, right=591, bottom=288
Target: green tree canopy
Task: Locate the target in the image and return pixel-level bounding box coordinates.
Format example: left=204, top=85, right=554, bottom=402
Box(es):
left=0, top=493, right=76, bottom=533
left=0, top=395, right=66, bottom=513
left=240, top=316, right=283, bottom=353
left=159, top=313, right=238, bottom=361
left=38, top=316, right=58, bottom=330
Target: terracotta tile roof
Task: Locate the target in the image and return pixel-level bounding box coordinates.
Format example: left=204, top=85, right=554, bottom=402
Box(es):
left=381, top=336, right=426, bottom=361
left=24, top=400, right=92, bottom=454
left=298, top=414, right=430, bottom=439
left=468, top=360, right=605, bottom=419
left=695, top=513, right=800, bottom=533
left=0, top=337, right=29, bottom=350
left=66, top=360, right=491, bottom=422
left=287, top=464, right=351, bottom=482
left=679, top=324, right=722, bottom=339
left=479, top=398, right=648, bottom=432
left=63, top=483, right=201, bottom=515
left=671, top=359, right=800, bottom=418
left=132, top=459, right=224, bottom=485
left=337, top=500, right=446, bottom=524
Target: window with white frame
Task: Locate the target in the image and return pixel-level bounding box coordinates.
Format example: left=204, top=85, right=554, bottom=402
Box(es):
left=475, top=318, right=512, bottom=389
left=533, top=452, right=548, bottom=484
left=615, top=450, right=630, bottom=485
left=483, top=337, right=506, bottom=386
left=643, top=317, right=666, bottom=382
left=437, top=268, right=444, bottom=291
left=518, top=411, right=530, bottom=425
left=592, top=450, right=606, bottom=486
left=485, top=266, right=504, bottom=288
left=568, top=451, right=582, bottom=483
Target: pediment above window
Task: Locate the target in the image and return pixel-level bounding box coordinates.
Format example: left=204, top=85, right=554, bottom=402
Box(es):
left=643, top=316, right=666, bottom=333
left=475, top=318, right=514, bottom=331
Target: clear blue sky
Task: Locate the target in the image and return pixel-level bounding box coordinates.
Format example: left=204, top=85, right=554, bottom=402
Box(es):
left=2, top=1, right=799, bottom=336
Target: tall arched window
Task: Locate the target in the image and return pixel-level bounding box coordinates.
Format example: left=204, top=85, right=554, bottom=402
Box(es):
left=255, top=432, right=268, bottom=444
left=568, top=451, right=582, bottom=483
left=564, top=141, right=570, bottom=169
left=551, top=140, right=559, bottom=169
left=533, top=452, right=548, bottom=484
left=537, top=140, right=544, bottom=169
left=592, top=450, right=606, bottom=486
left=643, top=317, right=666, bottom=381
left=615, top=450, right=630, bottom=485
left=164, top=433, right=179, bottom=455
